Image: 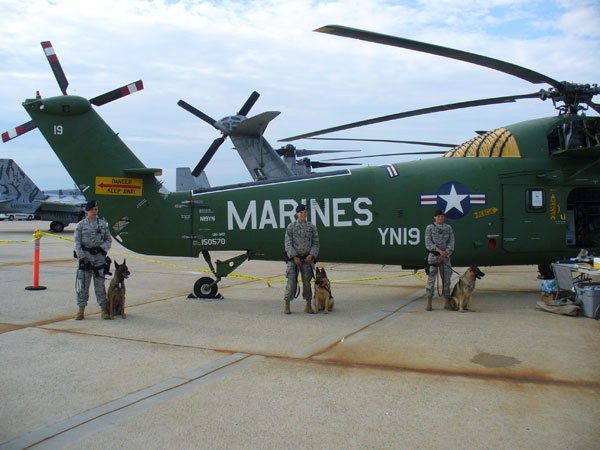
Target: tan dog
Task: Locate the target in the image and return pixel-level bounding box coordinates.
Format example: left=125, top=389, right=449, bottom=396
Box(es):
left=450, top=264, right=485, bottom=312
left=107, top=259, right=130, bottom=319
left=313, top=267, right=334, bottom=314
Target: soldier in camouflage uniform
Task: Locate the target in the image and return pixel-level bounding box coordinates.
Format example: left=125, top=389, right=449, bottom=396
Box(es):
left=284, top=204, right=320, bottom=314
left=74, top=200, right=112, bottom=320
left=425, top=209, right=455, bottom=311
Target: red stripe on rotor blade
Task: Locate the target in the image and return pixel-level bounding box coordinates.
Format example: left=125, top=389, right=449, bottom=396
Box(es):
left=2, top=128, right=21, bottom=143
left=120, top=81, right=144, bottom=97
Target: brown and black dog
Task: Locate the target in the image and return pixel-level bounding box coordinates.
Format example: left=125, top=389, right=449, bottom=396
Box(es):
left=449, top=264, right=485, bottom=312
left=107, top=259, right=130, bottom=319
left=313, top=267, right=334, bottom=314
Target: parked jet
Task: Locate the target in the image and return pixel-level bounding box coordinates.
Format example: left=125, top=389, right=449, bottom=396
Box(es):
left=0, top=158, right=85, bottom=231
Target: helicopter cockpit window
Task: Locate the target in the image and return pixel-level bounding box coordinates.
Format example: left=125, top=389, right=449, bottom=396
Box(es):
left=547, top=118, right=600, bottom=153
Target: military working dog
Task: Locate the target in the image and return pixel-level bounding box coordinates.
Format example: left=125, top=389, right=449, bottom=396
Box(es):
left=107, top=259, right=130, bottom=319
left=313, top=267, right=334, bottom=314
left=449, top=264, right=485, bottom=312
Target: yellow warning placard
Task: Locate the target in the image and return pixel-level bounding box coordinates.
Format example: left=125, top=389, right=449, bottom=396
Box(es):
left=95, top=177, right=143, bottom=196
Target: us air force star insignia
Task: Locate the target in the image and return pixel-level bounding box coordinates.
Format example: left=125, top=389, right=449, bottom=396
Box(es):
left=419, top=181, right=487, bottom=219
left=439, top=184, right=468, bottom=214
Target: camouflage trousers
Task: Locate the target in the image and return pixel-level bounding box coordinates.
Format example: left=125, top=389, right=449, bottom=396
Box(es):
left=284, top=261, right=314, bottom=302
left=426, top=261, right=453, bottom=298
left=76, top=254, right=107, bottom=307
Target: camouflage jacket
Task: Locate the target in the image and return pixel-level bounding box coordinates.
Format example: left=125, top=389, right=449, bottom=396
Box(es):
left=284, top=220, right=319, bottom=260
left=425, top=223, right=454, bottom=264
left=75, top=217, right=112, bottom=259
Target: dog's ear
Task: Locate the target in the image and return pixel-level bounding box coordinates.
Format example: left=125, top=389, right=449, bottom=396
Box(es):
left=123, top=258, right=126, bottom=266
left=114, top=261, right=120, bottom=269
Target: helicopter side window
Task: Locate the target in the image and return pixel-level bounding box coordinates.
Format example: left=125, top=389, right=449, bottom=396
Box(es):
left=526, top=189, right=546, bottom=213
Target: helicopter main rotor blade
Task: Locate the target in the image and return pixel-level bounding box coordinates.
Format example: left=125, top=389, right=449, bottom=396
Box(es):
left=305, top=137, right=457, bottom=148
left=324, top=151, right=446, bottom=162
left=177, top=100, right=219, bottom=128
left=294, top=149, right=361, bottom=157
left=90, top=81, right=144, bottom=106
left=192, top=135, right=226, bottom=177
left=310, top=161, right=361, bottom=168
left=315, top=25, right=563, bottom=89
left=237, top=91, right=260, bottom=116
left=40, top=41, right=69, bottom=95
left=281, top=92, right=541, bottom=142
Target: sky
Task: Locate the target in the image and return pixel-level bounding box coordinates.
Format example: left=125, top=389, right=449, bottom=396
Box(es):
left=1, top=0, right=599, bottom=190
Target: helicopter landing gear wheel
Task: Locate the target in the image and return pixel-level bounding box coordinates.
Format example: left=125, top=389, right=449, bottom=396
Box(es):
left=193, top=277, right=218, bottom=298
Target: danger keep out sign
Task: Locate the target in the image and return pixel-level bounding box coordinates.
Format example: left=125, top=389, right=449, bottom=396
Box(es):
left=96, top=177, right=143, bottom=196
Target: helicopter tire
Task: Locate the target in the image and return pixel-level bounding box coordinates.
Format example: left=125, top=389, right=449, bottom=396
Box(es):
left=194, top=277, right=218, bottom=298
left=538, top=264, right=554, bottom=280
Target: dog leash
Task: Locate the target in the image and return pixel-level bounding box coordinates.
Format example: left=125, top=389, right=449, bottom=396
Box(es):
left=435, top=262, right=459, bottom=297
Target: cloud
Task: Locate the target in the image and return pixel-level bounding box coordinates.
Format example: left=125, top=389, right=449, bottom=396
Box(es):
left=0, top=0, right=598, bottom=189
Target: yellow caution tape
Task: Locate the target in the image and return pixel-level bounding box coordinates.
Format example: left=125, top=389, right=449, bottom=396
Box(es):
left=3, top=231, right=427, bottom=285
left=0, top=239, right=36, bottom=244
left=37, top=231, right=74, bottom=242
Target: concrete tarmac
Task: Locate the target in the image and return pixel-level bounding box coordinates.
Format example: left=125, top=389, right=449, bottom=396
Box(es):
left=1, top=220, right=599, bottom=449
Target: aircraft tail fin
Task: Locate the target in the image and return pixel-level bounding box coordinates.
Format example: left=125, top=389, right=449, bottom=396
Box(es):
left=176, top=167, right=211, bottom=191
left=230, top=111, right=280, bottom=137
left=0, top=159, right=45, bottom=204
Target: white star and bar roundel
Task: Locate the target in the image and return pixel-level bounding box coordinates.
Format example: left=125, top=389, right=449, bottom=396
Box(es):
left=420, top=181, right=486, bottom=219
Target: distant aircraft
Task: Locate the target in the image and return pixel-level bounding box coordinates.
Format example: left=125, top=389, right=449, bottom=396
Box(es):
left=0, top=159, right=85, bottom=232
left=177, top=95, right=360, bottom=182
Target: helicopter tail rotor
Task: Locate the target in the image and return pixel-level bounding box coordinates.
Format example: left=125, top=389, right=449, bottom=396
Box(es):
left=2, top=120, right=37, bottom=143
left=178, top=92, right=262, bottom=177
left=41, top=41, right=69, bottom=95
left=237, top=91, right=260, bottom=116
left=2, top=41, right=144, bottom=144
left=191, top=136, right=227, bottom=177
left=177, top=100, right=219, bottom=129
left=90, top=81, right=144, bottom=106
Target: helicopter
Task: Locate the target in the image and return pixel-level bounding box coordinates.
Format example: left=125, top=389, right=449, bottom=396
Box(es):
left=2, top=30, right=599, bottom=299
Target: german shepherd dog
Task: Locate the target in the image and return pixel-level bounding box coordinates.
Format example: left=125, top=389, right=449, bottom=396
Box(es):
left=313, top=267, right=334, bottom=314
left=450, top=264, right=485, bottom=312
left=107, top=259, right=130, bottom=319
